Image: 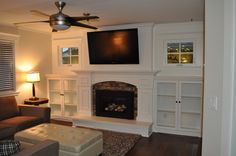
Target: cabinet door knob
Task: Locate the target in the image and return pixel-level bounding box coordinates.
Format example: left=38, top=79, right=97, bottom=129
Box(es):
left=60, top=94, right=64, bottom=96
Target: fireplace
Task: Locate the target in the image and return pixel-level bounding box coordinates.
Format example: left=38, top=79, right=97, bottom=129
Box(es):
left=92, top=81, right=137, bottom=120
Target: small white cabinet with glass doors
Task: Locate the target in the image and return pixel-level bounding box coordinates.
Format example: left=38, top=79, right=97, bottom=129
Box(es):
left=155, top=77, right=202, bottom=137
left=47, top=75, right=78, bottom=120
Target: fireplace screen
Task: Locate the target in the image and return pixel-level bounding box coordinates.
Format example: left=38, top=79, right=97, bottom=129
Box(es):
left=95, top=90, right=135, bottom=119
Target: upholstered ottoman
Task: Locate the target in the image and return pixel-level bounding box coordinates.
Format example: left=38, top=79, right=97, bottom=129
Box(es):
left=14, top=123, right=103, bottom=156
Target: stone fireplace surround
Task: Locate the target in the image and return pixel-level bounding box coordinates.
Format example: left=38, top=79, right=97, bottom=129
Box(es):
left=72, top=70, right=156, bottom=137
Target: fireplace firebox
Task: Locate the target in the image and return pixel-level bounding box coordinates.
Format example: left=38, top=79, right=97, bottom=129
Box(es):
left=96, top=90, right=134, bottom=119
left=92, top=81, right=137, bottom=120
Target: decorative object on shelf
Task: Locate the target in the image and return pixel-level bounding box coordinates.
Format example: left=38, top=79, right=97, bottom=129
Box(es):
left=26, top=71, right=40, bottom=100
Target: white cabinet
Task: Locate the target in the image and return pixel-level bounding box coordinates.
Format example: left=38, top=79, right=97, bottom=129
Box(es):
left=155, top=78, right=202, bottom=137
left=153, top=22, right=203, bottom=76
left=47, top=75, right=78, bottom=120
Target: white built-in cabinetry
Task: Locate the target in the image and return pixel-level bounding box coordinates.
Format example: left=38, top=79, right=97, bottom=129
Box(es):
left=154, top=76, right=202, bottom=137
left=153, top=22, right=203, bottom=137
left=46, top=75, right=78, bottom=120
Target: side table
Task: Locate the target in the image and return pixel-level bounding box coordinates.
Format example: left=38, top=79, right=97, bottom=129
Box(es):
left=24, top=98, right=49, bottom=106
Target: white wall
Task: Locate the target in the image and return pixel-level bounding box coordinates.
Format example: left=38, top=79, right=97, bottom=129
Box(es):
left=203, top=0, right=235, bottom=156
left=15, top=29, right=52, bottom=103
left=231, top=1, right=236, bottom=155
left=202, top=0, right=224, bottom=155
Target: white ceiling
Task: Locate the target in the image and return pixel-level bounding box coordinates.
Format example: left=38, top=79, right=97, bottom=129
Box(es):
left=0, top=0, right=204, bottom=32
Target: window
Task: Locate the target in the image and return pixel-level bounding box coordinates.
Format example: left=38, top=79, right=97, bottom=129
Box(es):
left=0, top=39, right=15, bottom=92
left=167, top=41, right=194, bottom=65
left=60, top=47, right=79, bottom=65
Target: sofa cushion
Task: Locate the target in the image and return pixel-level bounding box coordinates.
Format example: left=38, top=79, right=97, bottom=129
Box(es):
left=0, top=96, right=19, bottom=121
left=0, top=124, right=16, bottom=140
left=0, top=140, right=21, bottom=156
left=0, top=116, right=43, bottom=132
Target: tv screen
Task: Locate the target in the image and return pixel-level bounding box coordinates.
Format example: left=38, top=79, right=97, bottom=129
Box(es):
left=87, top=28, right=139, bottom=64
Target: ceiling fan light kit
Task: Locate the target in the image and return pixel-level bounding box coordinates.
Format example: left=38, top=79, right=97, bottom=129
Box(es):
left=50, top=13, right=71, bottom=30
left=15, top=1, right=99, bottom=32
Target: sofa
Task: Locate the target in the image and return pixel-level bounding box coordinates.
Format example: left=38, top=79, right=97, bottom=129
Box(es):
left=0, top=96, right=51, bottom=140
left=13, top=139, right=59, bottom=156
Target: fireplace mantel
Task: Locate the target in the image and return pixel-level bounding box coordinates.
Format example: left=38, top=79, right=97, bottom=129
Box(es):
left=72, top=70, right=159, bottom=76
left=74, top=69, right=156, bottom=123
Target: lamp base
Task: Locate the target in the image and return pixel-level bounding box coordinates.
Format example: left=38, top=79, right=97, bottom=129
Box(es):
left=29, top=97, right=39, bottom=101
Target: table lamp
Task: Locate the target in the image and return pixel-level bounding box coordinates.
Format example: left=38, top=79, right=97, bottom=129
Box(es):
left=26, top=71, right=40, bottom=100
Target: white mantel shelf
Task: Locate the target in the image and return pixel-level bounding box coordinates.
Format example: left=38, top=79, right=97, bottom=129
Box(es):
left=72, top=70, right=159, bottom=76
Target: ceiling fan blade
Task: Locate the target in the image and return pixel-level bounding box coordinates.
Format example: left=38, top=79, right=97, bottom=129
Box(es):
left=30, top=10, right=50, bottom=17
left=70, top=16, right=99, bottom=21
left=70, top=21, right=98, bottom=29
left=14, top=20, right=49, bottom=25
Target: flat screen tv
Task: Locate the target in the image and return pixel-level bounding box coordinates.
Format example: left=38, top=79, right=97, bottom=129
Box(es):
left=87, top=28, right=139, bottom=64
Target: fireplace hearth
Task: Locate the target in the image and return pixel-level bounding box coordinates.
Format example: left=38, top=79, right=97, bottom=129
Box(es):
left=92, top=81, right=137, bottom=120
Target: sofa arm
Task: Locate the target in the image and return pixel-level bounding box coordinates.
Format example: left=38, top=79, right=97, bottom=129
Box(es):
left=13, top=139, right=59, bottom=156
left=18, top=104, right=51, bottom=123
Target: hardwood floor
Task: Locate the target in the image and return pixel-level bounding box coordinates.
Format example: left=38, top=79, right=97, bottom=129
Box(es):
left=126, top=133, right=201, bottom=156
left=51, top=119, right=202, bottom=156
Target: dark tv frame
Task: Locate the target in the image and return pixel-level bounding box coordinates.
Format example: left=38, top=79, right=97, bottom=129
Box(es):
left=87, top=28, right=139, bottom=64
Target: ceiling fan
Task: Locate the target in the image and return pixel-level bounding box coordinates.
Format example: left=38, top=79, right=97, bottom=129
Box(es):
left=15, top=1, right=99, bottom=32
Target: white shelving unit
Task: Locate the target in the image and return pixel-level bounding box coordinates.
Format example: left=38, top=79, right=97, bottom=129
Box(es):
left=47, top=75, right=78, bottom=120
left=155, top=77, right=202, bottom=137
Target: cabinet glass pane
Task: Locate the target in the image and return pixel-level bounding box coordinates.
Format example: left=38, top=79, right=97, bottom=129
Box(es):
left=64, top=92, right=76, bottom=105
left=180, top=113, right=201, bottom=130
left=157, top=82, right=176, bottom=96
left=157, top=111, right=175, bottom=127
left=181, top=97, right=202, bottom=113
left=167, top=54, right=179, bottom=64
left=62, top=57, right=70, bottom=64
left=157, top=96, right=176, bottom=111
left=63, top=80, right=76, bottom=91
left=181, top=42, right=193, bottom=52
left=50, top=104, right=62, bottom=116
left=62, top=48, right=70, bottom=57
left=49, top=92, right=61, bottom=104
left=71, top=56, right=78, bottom=64
left=181, top=83, right=202, bottom=97
left=64, top=105, right=78, bottom=117
left=49, top=80, right=60, bottom=90
left=71, top=48, right=78, bottom=55
left=180, top=54, right=193, bottom=64
left=167, top=43, right=179, bottom=53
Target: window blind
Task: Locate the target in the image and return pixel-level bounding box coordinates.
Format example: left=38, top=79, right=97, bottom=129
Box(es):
left=0, top=39, right=15, bottom=92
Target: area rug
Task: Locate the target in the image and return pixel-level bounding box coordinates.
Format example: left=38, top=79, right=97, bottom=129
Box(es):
left=100, top=130, right=141, bottom=156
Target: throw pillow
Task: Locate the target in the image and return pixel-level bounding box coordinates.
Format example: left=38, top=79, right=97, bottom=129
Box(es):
left=0, top=140, right=21, bottom=156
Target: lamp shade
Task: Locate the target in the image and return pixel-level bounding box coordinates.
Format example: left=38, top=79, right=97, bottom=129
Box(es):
left=26, top=72, right=40, bottom=83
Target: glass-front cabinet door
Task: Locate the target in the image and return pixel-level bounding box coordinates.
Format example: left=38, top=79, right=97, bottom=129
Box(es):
left=167, top=41, right=194, bottom=65
left=156, top=81, right=177, bottom=128
left=48, top=78, right=78, bottom=119
left=179, top=81, right=202, bottom=131
left=48, top=79, right=62, bottom=117
left=63, top=80, right=78, bottom=117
